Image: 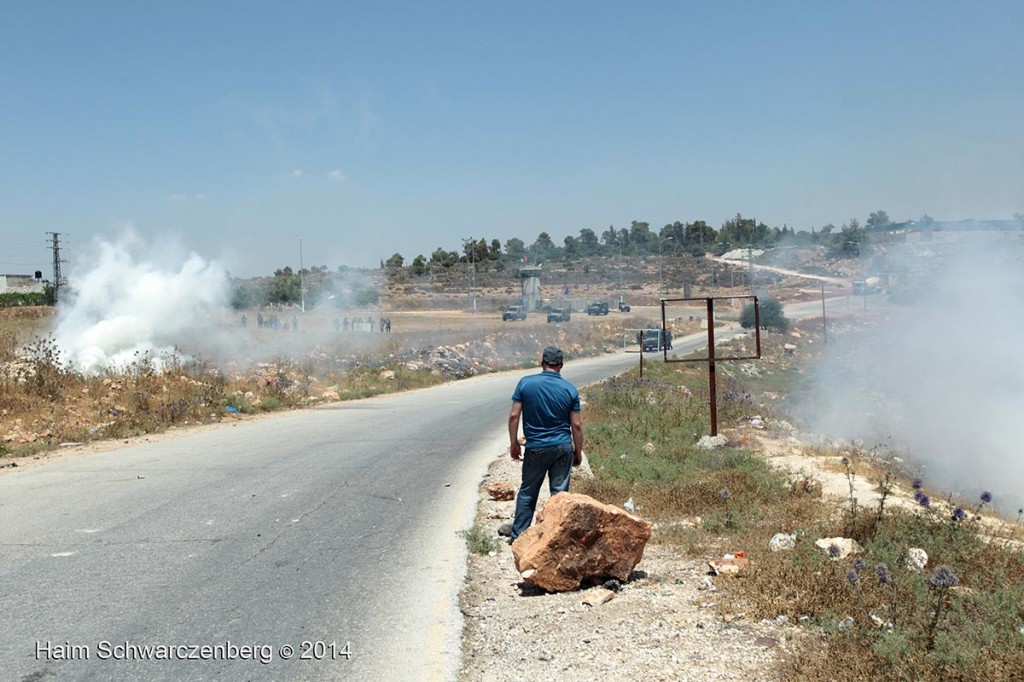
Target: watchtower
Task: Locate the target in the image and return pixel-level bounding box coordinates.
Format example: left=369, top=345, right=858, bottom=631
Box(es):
left=518, top=266, right=542, bottom=311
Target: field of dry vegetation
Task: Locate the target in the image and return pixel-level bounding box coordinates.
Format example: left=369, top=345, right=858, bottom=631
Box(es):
left=0, top=305, right=636, bottom=458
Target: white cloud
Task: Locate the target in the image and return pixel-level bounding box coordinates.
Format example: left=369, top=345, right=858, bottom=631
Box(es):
left=328, top=168, right=347, bottom=182
left=292, top=169, right=303, bottom=177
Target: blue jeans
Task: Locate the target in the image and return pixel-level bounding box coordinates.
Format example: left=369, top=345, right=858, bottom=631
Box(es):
left=511, top=444, right=573, bottom=538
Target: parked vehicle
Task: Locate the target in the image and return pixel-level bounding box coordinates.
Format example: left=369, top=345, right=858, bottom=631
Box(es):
left=547, top=307, right=571, bottom=323
left=640, top=328, right=673, bottom=352
left=587, top=301, right=609, bottom=316
left=502, top=304, right=527, bottom=321
left=617, top=301, right=631, bottom=312
left=852, top=277, right=881, bottom=295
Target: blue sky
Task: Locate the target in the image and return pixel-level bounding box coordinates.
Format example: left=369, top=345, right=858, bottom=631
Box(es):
left=2, top=1, right=1022, bottom=277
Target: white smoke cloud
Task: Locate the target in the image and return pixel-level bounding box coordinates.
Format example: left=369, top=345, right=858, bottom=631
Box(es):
left=798, top=229, right=1024, bottom=513
left=53, top=231, right=230, bottom=374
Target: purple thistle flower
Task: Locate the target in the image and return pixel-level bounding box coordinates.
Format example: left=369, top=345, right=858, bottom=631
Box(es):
left=912, top=479, right=923, bottom=490
left=875, top=563, right=892, bottom=585
left=914, top=490, right=926, bottom=504
left=720, top=489, right=731, bottom=501
left=928, top=565, right=959, bottom=589
left=853, top=558, right=866, bottom=570
left=918, top=494, right=931, bottom=508
left=980, top=491, right=993, bottom=505
left=846, top=570, right=860, bottom=585
left=951, top=507, right=967, bottom=522
left=828, top=543, right=841, bottom=559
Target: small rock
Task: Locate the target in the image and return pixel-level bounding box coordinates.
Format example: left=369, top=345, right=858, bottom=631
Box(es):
left=486, top=482, right=516, bottom=501
left=582, top=588, right=616, bottom=606
left=708, top=551, right=748, bottom=575
left=870, top=614, right=893, bottom=629
left=769, top=532, right=797, bottom=552
left=815, top=537, right=863, bottom=559
left=905, top=548, right=928, bottom=571
left=696, top=434, right=728, bottom=450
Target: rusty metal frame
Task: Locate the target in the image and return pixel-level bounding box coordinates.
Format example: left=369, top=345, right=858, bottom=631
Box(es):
left=659, top=296, right=762, bottom=436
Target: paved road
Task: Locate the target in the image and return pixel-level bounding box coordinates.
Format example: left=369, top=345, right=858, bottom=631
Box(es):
left=0, top=351, right=641, bottom=682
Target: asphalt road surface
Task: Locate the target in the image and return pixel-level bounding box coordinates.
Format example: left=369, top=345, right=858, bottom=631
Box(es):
left=0, top=351, right=644, bottom=682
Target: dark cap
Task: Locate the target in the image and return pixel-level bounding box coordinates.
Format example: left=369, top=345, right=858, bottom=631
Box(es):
left=542, top=346, right=564, bottom=365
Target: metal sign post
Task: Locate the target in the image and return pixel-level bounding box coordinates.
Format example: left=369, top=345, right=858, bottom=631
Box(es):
left=661, top=296, right=762, bottom=436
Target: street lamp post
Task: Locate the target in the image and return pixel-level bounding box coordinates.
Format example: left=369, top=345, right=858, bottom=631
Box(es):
left=659, top=236, right=674, bottom=297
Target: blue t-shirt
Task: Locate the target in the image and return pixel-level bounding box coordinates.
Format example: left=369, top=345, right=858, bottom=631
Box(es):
left=512, top=370, right=581, bottom=449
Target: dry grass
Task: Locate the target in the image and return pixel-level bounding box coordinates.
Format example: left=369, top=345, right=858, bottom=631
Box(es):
left=573, top=323, right=1024, bottom=681
left=0, top=307, right=630, bottom=457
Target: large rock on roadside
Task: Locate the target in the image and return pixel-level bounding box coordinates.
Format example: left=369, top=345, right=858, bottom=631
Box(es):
left=512, top=492, right=652, bottom=592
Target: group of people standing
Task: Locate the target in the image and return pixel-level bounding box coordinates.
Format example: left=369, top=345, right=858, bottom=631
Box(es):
left=331, top=316, right=391, bottom=333
left=246, top=313, right=298, bottom=331
left=239, top=312, right=392, bottom=333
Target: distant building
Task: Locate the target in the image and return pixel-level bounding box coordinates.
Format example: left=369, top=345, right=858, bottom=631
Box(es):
left=0, top=274, right=46, bottom=294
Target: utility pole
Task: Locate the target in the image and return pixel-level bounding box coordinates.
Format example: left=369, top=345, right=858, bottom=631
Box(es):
left=616, top=240, right=624, bottom=302
left=46, top=232, right=68, bottom=303
left=462, top=238, right=475, bottom=310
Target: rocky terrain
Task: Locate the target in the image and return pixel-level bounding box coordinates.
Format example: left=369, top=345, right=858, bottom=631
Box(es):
left=459, top=449, right=800, bottom=682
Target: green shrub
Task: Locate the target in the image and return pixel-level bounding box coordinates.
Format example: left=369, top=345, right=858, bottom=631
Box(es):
left=740, top=296, right=788, bottom=331
left=0, top=292, right=47, bottom=307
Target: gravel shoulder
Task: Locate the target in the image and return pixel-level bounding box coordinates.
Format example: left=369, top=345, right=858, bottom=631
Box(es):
left=457, top=448, right=796, bottom=682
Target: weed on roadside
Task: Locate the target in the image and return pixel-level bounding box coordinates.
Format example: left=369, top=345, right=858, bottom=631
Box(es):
left=460, top=525, right=500, bottom=555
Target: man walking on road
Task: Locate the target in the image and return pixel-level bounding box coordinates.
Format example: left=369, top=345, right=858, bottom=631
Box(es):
left=500, top=346, right=583, bottom=542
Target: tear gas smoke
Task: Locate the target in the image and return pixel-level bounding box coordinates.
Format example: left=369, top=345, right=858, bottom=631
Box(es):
left=53, top=233, right=230, bottom=374
left=797, top=228, right=1024, bottom=513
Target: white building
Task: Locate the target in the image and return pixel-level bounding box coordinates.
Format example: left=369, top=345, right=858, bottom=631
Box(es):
left=0, top=274, right=46, bottom=294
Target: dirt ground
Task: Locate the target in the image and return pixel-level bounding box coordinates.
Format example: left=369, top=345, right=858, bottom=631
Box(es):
left=459, top=447, right=795, bottom=682
left=456, top=428, right=938, bottom=682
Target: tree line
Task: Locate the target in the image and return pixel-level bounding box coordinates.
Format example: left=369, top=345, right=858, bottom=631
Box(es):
left=385, top=210, right=894, bottom=273
left=230, top=265, right=380, bottom=310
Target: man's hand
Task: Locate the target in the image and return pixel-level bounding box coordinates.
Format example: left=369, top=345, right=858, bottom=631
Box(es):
left=573, top=450, right=583, bottom=467
left=510, top=441, right=522, bottom=462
